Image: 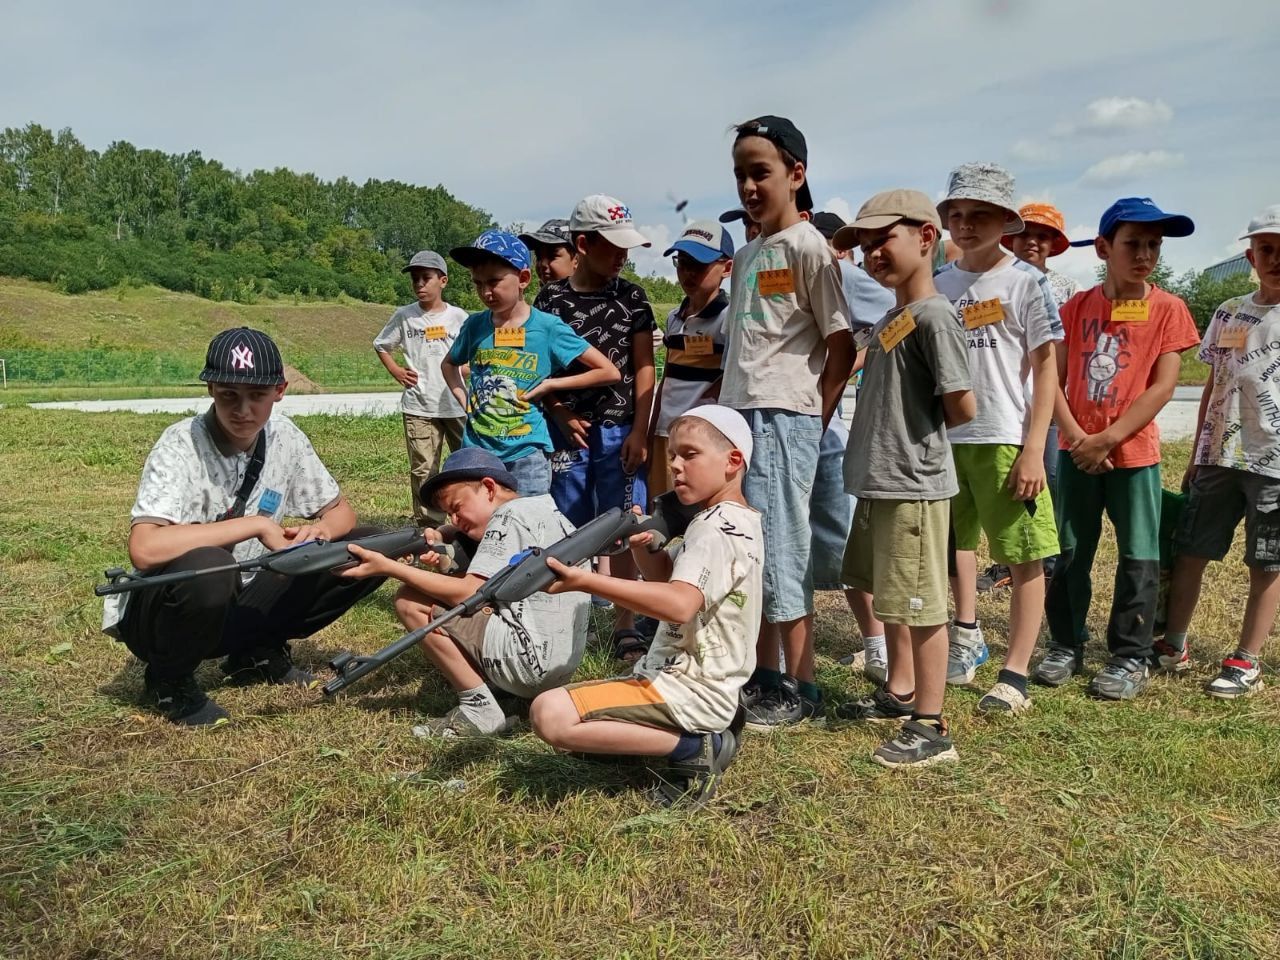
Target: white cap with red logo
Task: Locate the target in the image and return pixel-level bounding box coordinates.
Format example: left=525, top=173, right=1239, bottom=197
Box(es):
left=568, top=194, right=652, bottom=249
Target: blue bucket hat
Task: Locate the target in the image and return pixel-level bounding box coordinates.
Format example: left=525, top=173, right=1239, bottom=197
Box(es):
left=449, top=230, right=532, bottom=272
left=421, top=448, right=520, bottom=508
left=1070, top=197, right=1195, bottom=246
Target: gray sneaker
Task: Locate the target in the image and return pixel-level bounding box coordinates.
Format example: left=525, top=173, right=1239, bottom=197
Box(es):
left=946, top=623, right=989, bottom=685
left=872, top=719, right=959, bottom=768
left=1088, top=656, right=1150, bottom=701
left=1032, top=646, right=1083, bottom=687
left=840, top=649, right=889, bottom=686
left=744, top=676, right=820, bottom=730
left=411, top=706, right=516, bottom=739
left=833, top=685, right=915, bottom=723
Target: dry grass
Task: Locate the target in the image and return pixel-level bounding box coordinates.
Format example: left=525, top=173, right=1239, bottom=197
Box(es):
left=1, top=408, right=1276, bottom=960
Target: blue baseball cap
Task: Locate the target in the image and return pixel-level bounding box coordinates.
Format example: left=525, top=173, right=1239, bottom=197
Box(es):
left=449, top=230, right=532, bottom=272
left=1070, top=197, right=1195, bottom=246
left=662, top=220, right=735, bottom=263
left=420, top=447, right=520, bottom=508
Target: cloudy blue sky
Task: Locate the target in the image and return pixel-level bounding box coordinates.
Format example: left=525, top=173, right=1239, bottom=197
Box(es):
left=3, top=0, right=1276, bottom=286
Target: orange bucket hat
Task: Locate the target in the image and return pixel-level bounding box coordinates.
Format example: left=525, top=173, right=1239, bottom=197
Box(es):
left=1002, top=202, right=1070, bottom=256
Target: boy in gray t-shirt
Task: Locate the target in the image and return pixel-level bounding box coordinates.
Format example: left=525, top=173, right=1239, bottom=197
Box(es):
left=341, top=448, right=590, bottom=738
left=829, top=190, right=975, bottom=769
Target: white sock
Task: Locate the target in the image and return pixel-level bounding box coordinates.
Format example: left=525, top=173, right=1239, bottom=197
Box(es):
left=863, top=634, right=887, bottom=662
left=456, top=683, right=507, bottom=734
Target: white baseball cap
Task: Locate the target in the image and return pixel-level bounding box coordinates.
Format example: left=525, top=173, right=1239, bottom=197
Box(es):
left=568, top=194, right=652, bottom=249
left=677, top=404, right=753, bottom=468
left=1240, top=204, right=1280, bottom=241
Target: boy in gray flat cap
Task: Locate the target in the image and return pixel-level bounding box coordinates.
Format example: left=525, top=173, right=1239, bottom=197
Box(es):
left=375, top=250, right=470, bottom=523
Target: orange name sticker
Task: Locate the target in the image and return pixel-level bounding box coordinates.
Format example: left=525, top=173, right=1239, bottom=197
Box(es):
left=493, top=326, right=526, bottom=348
left=757, top=268, right=795, bottom=296
left=424, top=325, right=447, bottom=341
left=962, top=298, right=1005, bottom=330
left=684, top=334, right=715, bottom=356
left=1218, top=325, right=1249, bottom=349
left=1110, top=299, right=1150, bottom=324
left=878, top=308, right=917, bottom=353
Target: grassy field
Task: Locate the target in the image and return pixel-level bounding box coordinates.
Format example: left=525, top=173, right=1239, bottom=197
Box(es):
left=3, top=410, right=1275, bottom=960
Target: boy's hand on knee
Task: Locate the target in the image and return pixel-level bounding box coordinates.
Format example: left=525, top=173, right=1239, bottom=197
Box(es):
left=1006, top=451, right=1047, bottom=501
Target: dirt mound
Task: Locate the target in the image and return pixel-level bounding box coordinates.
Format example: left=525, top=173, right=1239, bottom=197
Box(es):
left=284, top=363, right=321, bottom=393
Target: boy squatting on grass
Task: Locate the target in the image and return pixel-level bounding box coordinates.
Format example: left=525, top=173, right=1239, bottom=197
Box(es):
left=339, top=447, right=591, bottom=738
left=932, top=162, right=1063, bottom=715
left=533, top=194, right=658, bottom=662
left=829, top=190, right=976, bottom=768
left=1163, top=204, right=1280, bottom=699
left=103, top=327, right=388, bottom=727
left=374, top=249, right=469, bottom=524
left=720, top=115, right=856, bottom=729
left=1037, top=197, right=1201, bottom=700
left=531, top=405, right=762, bottom=808
left=440, top=230, right=619, bottom=497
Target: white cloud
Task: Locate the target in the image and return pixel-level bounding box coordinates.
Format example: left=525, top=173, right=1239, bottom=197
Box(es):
left=821, top=196, right=854, bottom=223
left=1011, top=138, right=1056, bottom=165
left=1079, top=150, right=1185, bottom=186
left=631, top=224, right=675, bottom=280
left=1052, top=96, right=1174, bottom=138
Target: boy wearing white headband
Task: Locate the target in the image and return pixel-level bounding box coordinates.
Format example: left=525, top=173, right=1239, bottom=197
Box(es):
left=533, top=405, right=762, bottom=808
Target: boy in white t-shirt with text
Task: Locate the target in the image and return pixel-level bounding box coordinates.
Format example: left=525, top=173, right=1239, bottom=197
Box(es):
left=375, top=250, right=470, bottom=523
left=932, top=163, right=1063, bottom=714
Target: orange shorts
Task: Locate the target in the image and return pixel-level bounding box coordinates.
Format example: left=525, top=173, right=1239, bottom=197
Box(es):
left=566, top=677, right=681, bottom=731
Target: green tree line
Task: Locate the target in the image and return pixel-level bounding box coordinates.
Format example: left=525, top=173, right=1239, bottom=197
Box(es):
left=0, top=123, right=682, bottom=311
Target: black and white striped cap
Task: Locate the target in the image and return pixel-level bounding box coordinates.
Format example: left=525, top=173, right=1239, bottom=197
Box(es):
left=199, top=327, right=286, bottom=386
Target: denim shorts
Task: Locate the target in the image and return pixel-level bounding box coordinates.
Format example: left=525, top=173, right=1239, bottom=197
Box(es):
left=811, top=414, right=854, bottom=590
left=504, top=451, right=552, bottom=497
left=549, top=422, right=647, bottom=527
left=741, top=408, right=822, bottom=621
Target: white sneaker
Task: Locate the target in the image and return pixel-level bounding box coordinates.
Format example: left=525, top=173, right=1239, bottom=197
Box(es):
left=977, top=681, right=1032, bottom=715
left=839, top=649, right=888, bottom=686
left=946, top=622, right=989, bottom=685
left=411, top=707, right=516, bottom=739
left=1205, top=655, right=1264, bottom=700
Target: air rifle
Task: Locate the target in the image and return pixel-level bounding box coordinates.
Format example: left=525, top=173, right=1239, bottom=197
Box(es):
left=95, top=527, right=466, bottom=596
left=323, top=494, right=698, bottom=697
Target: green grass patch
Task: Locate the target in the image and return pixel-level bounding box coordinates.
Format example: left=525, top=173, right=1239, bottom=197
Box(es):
left=1, top=409, right=1275, bottom=958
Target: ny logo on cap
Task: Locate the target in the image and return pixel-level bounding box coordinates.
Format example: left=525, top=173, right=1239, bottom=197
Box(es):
left=231, top=345, right=255, bottom=370
left=608, top=204, right=631, bottom=222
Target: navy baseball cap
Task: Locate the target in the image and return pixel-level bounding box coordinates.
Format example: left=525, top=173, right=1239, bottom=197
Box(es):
left=200, top=327, right=286, bottom=386
left=421, top=447, right=520, bottom=508
left=1070, top=197, right=1195, bottom=246
left=735, top=115, right=813, bottom=213
left=663, top=220, right=735, bottom=263
left=449, top=230, right=533, bottom=272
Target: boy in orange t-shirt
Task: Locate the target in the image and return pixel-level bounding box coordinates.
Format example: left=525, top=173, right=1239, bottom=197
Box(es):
left=1036, top=198, right=1200, bottom=701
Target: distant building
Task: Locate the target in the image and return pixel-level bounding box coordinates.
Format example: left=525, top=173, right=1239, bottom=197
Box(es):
left=1203, top=252, right=1255, bottom=284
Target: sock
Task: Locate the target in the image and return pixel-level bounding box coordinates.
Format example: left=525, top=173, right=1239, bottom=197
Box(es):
left=456, top=683, right=507, bottom=734
left=670, top=732, right=724, bottom=761
left=863, top=634, right=887, bottom=661
left=997, top=668, right=1028, bottom=696
left=954, top=620, right=979, bottom=632
left=749, top=666, right=782, bottom=690
left=798, top=680, right=822, bottom=703
left=1163, top=631, right=1188, bottom=651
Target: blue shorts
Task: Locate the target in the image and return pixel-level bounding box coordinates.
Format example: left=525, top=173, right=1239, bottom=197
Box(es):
left=505, top=451, right=552, bottom=497
left=549, top=422, right=647, bottom=527
left=741, top=408, right=822, bottom=621
left=811, top=410, right=854, bottom=591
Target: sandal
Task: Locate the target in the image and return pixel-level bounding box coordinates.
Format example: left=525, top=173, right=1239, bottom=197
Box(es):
left=611, top=628, right=650, bottom=664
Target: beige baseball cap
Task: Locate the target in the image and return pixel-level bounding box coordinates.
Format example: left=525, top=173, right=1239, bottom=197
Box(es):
left=832, top=189, right=941, bottom=251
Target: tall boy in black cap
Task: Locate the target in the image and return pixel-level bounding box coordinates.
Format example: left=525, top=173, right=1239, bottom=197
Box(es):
left=103, top=327, right=387, bottom=726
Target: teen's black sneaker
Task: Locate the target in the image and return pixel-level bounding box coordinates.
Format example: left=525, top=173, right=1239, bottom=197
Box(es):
left=833, top=685, right=915, bottom=723
left=648, top=722, right=741, bottom=808
left=1087, top=656, right=1149, bottom=701
left=144, top=670, right=229, bottom=727
left=743, top=675, right=817, bottom=729
left=222, top=645, right=316, bottom=687
left=1205, top=654, right=1264, bottom=699
left=976, top=564, right=1013, bottom=593
left=1031, top=646, right=1083, bottom=687
left=872, top=719, right=959, bottom=768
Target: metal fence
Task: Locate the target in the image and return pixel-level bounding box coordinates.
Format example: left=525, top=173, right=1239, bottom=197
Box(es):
left=0, top=350, right=390, bottom=387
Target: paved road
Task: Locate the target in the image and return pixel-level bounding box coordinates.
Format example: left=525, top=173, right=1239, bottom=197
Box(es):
left=28, top=385, right=1205, bottom=439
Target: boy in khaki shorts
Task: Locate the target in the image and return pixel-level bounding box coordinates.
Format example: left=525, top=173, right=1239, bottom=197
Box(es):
left=830, top=190, right=975, bottom=767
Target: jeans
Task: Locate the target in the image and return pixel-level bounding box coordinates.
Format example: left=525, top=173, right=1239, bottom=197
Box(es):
left=505, top=451, right=552, bottom=497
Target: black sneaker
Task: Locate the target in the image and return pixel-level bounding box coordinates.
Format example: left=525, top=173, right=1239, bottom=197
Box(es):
left=833, top=685, right=915, bottom=723
left=144, top=670, right=230, bottom=727
left=872, top=719, right=959, bottom=768
left=739, top=679, right=767, bottom=710
left=648, top=722, right=741, bottom=809
left=744, top=675, right=811, bottom=730
left=976, top=564, right=1013, bottom=593
left=222, top=645, right=316, bottom=687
